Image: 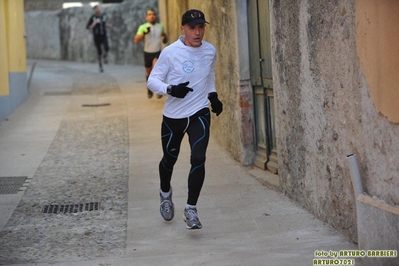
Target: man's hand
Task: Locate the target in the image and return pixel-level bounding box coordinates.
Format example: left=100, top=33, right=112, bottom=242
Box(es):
left=90, top=18, right=101, bottom=28
left=168, top=82, right=193, bottom=98
left=144, top=26, right=151, bottom=35
left=162, top=36, right=168, bottom=44
left=208, top=92, right=223, bottom=116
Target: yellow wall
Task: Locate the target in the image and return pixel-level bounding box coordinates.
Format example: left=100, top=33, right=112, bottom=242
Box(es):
left=0, top=0, right=9, bottom=96
left=356, top=0, right=399, bottom=123
left=0, top=0, right=26, bottom=97
left=5, top=0, right=26, bottom=72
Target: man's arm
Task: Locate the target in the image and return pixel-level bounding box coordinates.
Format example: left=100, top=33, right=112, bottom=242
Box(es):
left=88, top=17, right=101, bottom=30
left=206, top=52, right=217, bottom=94
left=133, top=24, right=148, bottom=44
left=161, top=33, right=168, bottom=44
left=86, top=16, right=94, bottom=30
left=134, top=33, right=145, bottom=44
left=161, top=24, right=168, bottom=44
left=206, top=49, right=222, bottom=116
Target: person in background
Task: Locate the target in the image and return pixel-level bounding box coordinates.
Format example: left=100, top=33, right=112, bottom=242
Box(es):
left=86, top=5, right=111, bottom=72
left=134, top=9, right=168, bottom=99
left=147, top=9, right=223, bottom=229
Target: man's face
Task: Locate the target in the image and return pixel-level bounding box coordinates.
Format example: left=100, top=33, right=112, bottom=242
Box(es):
left=146, top=11, right=157, bottom=24
left=181, top=23, right=206, bottom=47
left=94, top=6, right=101, bottom=15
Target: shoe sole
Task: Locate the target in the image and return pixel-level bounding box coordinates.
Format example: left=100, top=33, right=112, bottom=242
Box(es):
left=183, top=214, right=202, bottom=229
left=160, top=212, right=174, bottom=221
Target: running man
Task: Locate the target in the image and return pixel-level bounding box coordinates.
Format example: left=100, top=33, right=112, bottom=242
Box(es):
left=86, top=5, right=111, bottom=72
left=147, top=9, right=223, bottom=229
left=134, top=9, right=168, bottom=98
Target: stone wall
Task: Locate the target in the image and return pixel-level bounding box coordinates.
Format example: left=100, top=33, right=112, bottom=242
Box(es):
left=24, top=0, right=63, bottom=11
left=270, top=0, right=399, bottom=241
left=25, top=0, right=158, bottom=65
left=23, top=0, right=129, bottom=11
left=25, top=11, right=61, bottom=60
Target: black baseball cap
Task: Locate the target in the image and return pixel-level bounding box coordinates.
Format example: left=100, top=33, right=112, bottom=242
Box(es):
left=181, top=9, right=209, bottom=26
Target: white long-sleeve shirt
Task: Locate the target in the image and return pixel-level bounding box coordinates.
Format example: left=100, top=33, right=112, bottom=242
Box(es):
left=147, top=36, right=217, bottom=119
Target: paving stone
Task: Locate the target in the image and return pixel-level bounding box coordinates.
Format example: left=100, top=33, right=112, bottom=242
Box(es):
left=0, top=111, right=128, bottom=264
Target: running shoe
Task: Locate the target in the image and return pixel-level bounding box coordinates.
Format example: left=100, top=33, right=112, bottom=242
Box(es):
left=183, top=207, right=202, bottom=229
left=148, top=89, right=153, bottom=98
left=159, top=189, right=174, bottom=221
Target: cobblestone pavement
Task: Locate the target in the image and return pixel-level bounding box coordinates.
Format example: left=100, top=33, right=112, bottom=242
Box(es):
left=0, top=63, right=128, bottom=264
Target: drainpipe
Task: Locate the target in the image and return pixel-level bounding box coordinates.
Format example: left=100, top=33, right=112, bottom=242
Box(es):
left=346, top=154, right=364, bottom=196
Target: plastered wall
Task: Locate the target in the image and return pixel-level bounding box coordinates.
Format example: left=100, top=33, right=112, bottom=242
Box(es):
left=271, top=0, right=399, bottom=241
left=0, top=0, right=28, bottom=122
left=356, top=0, right=399, bottom=123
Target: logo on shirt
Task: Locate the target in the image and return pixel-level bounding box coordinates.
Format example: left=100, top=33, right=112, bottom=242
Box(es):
left=182, top=60, right=195, bottom=73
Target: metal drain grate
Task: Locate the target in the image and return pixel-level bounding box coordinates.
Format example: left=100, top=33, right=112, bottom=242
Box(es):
left=43, top=91, right=72, bottom=96
left=0, top=176, right=28, bottom=194
left=42, top=202, right=100, bottom=214
left=82, top=103, right=110, bottom=107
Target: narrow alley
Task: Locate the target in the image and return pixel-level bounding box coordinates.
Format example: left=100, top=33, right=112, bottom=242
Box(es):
left=0, top=60, right=363, bottom=266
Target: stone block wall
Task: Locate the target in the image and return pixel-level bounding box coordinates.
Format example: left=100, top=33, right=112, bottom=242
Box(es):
left=25, top=0, right=158, bottom=65
left=24, top=0, right=63, bottom=11
left=24, top=0, right=129, bottom=11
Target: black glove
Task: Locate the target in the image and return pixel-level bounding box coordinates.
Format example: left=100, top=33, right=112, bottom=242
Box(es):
left=208, top=92, right=223, bottom=116
left=168, top=82, right=193, bottom=98
left=162, top=36, right=168, bottom=44
left=144, top=26, right=151, bottom=34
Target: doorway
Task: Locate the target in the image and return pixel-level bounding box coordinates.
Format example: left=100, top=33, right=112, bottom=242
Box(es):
left=247, top=0, right=278, bottom=173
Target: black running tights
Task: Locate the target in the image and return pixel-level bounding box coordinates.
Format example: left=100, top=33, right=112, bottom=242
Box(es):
left=159, top=108, right=210, bottom=206
left=94, top=35, right=109, bottom=56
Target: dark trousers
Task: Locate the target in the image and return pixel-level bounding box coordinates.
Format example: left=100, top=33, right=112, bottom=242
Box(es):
left=159, top=108, right=210, bottom=205
left=94, top=35, right=109, bottom=56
